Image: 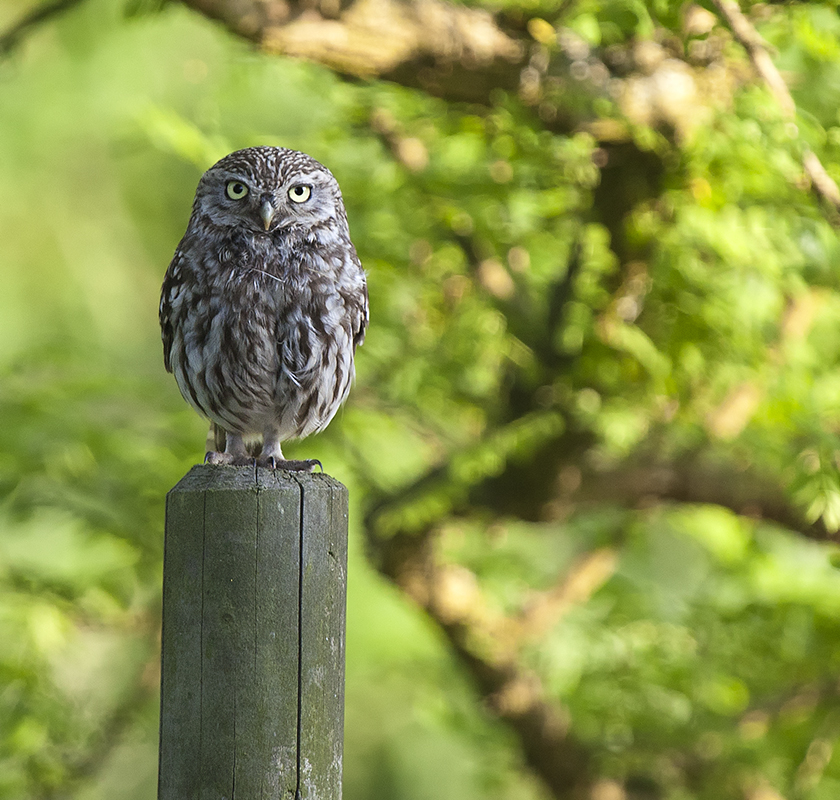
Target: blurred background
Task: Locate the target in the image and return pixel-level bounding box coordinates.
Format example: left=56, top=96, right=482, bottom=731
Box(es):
left=3, top=1, right=840, bottom=798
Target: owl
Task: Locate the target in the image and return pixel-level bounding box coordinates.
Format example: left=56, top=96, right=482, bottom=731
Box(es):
left=159, top=146, right=368, bottom=471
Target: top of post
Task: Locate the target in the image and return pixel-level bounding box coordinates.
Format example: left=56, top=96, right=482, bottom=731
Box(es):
left=169, top=465, right=347, bottom=496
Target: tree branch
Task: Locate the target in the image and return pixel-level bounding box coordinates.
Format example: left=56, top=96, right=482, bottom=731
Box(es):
left=370, top=525, right=594, bottom=799
left=512, top=548, right=617, bottom=645
left=0, top=0, right=85, bottom=57
left=181, top=0, right=528, bottom=104
left=711, top=0, right=840, bottom=216
left=553, top=453, right=837, bottom=543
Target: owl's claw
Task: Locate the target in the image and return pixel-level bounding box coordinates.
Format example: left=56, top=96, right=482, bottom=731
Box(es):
left=205, top=451, right=321, bottom=472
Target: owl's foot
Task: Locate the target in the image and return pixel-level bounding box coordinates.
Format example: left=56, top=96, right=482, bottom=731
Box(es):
left=204, top=451, right=322, bottom=472
left=260, top=456, right=323, bottom=473
left=204, top=451, right=255, bottom=466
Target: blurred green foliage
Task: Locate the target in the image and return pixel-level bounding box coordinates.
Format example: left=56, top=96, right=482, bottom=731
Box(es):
left=3, top=0, right=840, bottom=798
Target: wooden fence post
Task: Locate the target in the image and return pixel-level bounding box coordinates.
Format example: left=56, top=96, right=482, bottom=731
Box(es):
left=157, top=465, right=348, bottom=800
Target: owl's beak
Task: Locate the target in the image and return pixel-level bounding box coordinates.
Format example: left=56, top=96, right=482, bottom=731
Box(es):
left=259, top=199, right=276, bottom=231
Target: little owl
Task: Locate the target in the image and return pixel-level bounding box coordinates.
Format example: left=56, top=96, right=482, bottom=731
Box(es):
left=159, top=146, right=368, bottom=471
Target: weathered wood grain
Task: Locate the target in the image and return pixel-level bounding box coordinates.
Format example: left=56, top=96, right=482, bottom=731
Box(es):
left=158, top=465, right=348, bottom=800
left=295, top=474, right=348, bottom=800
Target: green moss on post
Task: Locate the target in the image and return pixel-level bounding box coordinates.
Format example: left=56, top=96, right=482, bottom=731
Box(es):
left=158, top=465, right=348, bottom=800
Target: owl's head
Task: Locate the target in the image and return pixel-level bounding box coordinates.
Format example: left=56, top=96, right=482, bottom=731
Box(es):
left=192, top=146, right=348, bottom=238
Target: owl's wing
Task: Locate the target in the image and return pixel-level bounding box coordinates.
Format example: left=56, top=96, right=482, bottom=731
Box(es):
left=347, top=247, right=369, bottom=350
left=159, top=250, right=183, bottom=374
left=354, top=270, right=369, bottom=350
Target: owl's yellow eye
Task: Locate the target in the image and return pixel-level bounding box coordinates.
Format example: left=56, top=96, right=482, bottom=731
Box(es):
left=288, top=185, right=311, bottom=203
left=226, top=181, right=249, bottom=200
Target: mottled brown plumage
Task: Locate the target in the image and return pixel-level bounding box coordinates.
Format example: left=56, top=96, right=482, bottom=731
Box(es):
left=160, top=146, right=368, bottom=470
